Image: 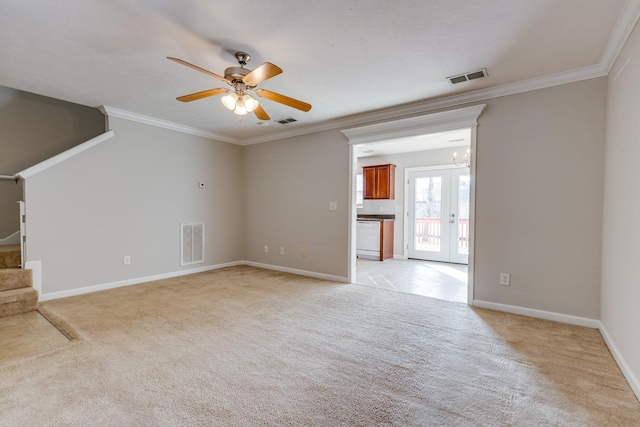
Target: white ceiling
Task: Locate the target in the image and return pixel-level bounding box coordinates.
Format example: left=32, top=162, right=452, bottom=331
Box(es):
left=356, top=128, right=470, bottom=158
left=0, top=1, right=636, bottom=144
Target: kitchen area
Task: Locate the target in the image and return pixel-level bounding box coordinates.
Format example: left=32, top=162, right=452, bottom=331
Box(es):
left=356, top=164, right=396, bottom=261
left=355, top=133, right=471, bottom=303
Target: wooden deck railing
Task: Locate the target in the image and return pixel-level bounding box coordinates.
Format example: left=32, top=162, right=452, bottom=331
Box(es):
left=415, top=218, right=469, bottom=248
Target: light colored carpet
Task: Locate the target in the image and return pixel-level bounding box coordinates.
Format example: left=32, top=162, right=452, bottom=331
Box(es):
left=0, top=265, right=638, bottom=426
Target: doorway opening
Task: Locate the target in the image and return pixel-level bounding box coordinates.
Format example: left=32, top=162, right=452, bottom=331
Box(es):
left=342, top=104, right=486, bottom=306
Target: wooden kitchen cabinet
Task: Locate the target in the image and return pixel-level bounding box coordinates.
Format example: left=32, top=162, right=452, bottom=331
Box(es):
left=363, top=164, right=396, bottom=200
left=381, top=220, right=394, bottom=261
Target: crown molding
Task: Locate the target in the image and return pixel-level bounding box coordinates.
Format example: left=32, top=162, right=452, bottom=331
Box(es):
left=242, top=63, right=607, bottom=145
left=99, top=106, right=242, bottom=145
left=601, top=0, right=640, bottom=73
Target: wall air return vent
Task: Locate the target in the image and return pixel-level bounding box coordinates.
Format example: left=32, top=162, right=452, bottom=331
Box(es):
left=446, top=68, right=488, bottom=85
left=276, top=118, right=297, bottom=125
left=181, top=223, right=204, bottom=266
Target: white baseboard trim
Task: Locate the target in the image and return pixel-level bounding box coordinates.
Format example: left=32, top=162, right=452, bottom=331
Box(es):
left=39, top=261, right=244, bottom=301
left=599, top=323, right=640, bottom=401
left=243, top=261, right=349, bottom=283
left=0, top=231, right=20, bottom=245
left=472, top=300, right=601, bottom=329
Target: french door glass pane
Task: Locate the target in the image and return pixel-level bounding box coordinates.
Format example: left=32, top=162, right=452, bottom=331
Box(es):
left=457, top=175, right=470, bottom=254
left=414, top=176, right=442, bottom=252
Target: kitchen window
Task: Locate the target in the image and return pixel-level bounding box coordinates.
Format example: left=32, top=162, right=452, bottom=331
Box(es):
left=356, top=173, right=363, bottom=209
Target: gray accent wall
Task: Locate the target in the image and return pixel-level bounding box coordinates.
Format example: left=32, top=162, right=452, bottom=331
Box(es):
left=243, top=130, right=349, bottom=278
left=0, top=85, right=104, bottom=239
left=0, top=180, right=22, bottom=241
left=601, top=20, right=640, bottom=395
left=25, top=116, right=244, bottom=294
left=474, top=78, right=606, bottom=319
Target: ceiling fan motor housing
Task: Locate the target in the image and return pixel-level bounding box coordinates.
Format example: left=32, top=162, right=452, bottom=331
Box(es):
left=224, top=66, right=252, bottom=83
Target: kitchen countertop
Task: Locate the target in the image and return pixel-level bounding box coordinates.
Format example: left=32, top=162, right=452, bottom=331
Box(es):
left=357, top=214, right=395, bottom=222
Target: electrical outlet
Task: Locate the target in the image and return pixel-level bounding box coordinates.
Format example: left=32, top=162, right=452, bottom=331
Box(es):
left=123, top=255, right=131, bottom=266
left=500, top=273, right=510, bottom=286
left=378, top=206, right=383, bottom=212
left=302, top=249, right=307, bottom=257
left=264, top=245, right=268, bottom=253
left=329, top=202, right=337, bottom=211
left=279, top=247, right=285, bottom=255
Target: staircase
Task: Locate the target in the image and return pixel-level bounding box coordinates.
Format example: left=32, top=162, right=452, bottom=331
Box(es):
left=0, top=245, right=38, bottom=317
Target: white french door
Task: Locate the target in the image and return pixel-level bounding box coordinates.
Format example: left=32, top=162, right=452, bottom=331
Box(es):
left=408, top=167, right=470, bottom=264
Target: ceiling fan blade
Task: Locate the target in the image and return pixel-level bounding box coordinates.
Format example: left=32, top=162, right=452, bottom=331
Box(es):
left=176, top=88, right=228, bottom=102
left=167, top=57, right=230, bottom=83
left=255, top=89, right=312, bottom=112
left=242, top=62, right=283, bottom=86
left=253, top=104, right=270, bottom=121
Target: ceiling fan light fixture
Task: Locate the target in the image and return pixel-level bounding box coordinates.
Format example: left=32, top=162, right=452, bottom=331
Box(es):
left=243, top=94, right=259, bottom=113
left=234, top=98, right=249, bottom=115
left=221, top=92, right=259, bottom=115
left=221, top=92, right=238, bottom=110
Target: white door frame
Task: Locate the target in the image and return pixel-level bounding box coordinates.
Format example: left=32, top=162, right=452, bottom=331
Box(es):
left=342, top=104, right=486, bottom=306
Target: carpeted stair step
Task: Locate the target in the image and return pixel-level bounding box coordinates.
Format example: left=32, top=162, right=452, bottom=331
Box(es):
left=0, top=268, right=32, bottom=291
left=0, top=287, right=38, bottom=318
left=0, top=245, right=21, bottom=268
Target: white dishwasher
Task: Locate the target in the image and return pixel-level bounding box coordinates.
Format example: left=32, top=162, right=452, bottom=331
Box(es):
left=356, top=221, right=381, bottom=260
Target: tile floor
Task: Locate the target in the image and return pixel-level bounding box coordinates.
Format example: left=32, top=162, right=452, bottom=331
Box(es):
left=356, top=258, right=468, bottom=303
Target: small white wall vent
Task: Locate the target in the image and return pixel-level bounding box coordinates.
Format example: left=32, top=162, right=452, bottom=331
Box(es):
left=181, top=223, right=204, bottom=266
left=446, top=68, right=488, bottom=85
left=276, top=117, right=297, bottom=125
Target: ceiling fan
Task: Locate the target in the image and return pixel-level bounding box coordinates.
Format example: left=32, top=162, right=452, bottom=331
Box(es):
left=167, top=52, right=312, bottom=121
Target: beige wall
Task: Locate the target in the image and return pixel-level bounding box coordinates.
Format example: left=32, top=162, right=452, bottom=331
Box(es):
left=243, top=130, right=349, bottom=279
left=357, top=147, right=468, bottom=256
left=25, top=116, right=244, bottom=294
left=0, top=85, right=104, bottom=239
left=601, top=21, right=640, bottom=393
left=474, top=78, right=606, bottom=319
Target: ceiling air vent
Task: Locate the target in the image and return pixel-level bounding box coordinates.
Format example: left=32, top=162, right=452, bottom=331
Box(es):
left=276, top=117, right=298, bottom=125
left=446, top=68, right=488, bottom=85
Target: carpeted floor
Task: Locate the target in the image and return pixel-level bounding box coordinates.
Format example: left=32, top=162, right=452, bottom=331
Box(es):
left=0, top=265, right=638, bottom=426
